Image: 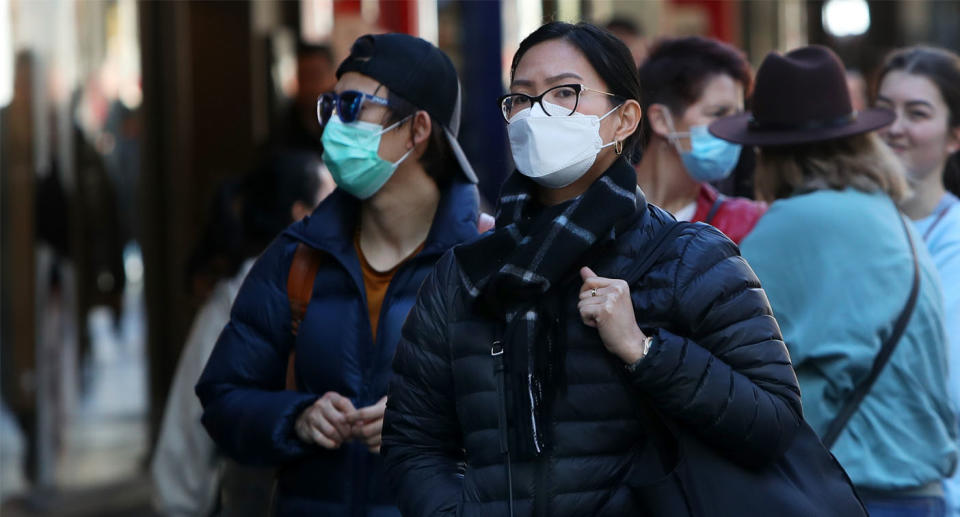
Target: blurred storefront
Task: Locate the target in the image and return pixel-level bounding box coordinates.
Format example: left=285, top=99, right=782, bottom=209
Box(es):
left=1, top=0, right=958, bottom=515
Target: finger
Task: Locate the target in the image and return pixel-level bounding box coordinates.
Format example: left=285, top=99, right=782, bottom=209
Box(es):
left=320, top=403, right=352, bottom=438
left=360, top=417, right=383, bottom=439
left=364, top=427, right=382, bottom=447
left=579, top=304, right=600, bottom=327
left=354, top=404, right=385, bottom=422
left=579, top=276, right=612, bottom=294
left=580, top=266, right=598, bottom=282
left=307, top=424, right=339, bottom=449
left=311, top=410, right=345, bottom=442
left=579, top=286, right=612, bottom=301
left=368, top=444, right=381, bottom=454
left=328, top=394, right=358, bottom=419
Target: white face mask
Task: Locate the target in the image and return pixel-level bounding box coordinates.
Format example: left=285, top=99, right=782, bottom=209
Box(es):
left=507, top=101, right=621, bottom=188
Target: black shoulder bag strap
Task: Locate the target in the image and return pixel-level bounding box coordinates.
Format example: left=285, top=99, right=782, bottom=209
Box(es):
left=821, top=211, right=921, bottom=449
left=705, top=194, right=727, bottom=225
left=623, top=219, right=691, bottom=284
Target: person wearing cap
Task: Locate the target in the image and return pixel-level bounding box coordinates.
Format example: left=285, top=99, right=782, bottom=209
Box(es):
left=381, top=22, right=804, bottom=516
left=635, top=36, right=766, bottom=244
left=711, top=45, right=957, bottom=515
left=196, top=33, right=480, bottom=517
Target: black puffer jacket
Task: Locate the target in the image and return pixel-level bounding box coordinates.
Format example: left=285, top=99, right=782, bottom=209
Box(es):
left=382, top=193, right=803, bottom=517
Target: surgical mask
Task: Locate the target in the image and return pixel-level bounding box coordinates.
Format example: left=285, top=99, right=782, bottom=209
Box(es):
left=507, top=101, right=621, bottom=188
left=321, top=117, right=413, bottom=199
left=665, top=112, right=742, bottom=183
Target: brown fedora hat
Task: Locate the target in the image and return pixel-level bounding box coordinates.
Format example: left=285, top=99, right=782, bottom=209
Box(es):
left=709, top=45, right=894, bottom=146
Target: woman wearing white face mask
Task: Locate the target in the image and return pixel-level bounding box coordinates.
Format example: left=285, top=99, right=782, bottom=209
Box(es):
left=196, top=33, right=481, bottom=517
left=635, top=37, right=765, bottom=244
left=380, top=22, right=835, bottom=517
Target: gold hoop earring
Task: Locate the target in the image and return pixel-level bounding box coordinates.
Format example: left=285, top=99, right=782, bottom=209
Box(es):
left=614, top=140, right=623, bottom=156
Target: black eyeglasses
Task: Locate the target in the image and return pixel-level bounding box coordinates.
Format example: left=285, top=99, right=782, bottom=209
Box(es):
left=317, top=90, right=392, bottom=126
left=498, top=83, right=620, bottom=122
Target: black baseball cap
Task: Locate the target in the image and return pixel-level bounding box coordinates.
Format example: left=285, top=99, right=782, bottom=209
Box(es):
left=336, top=33, right=478, bottom=184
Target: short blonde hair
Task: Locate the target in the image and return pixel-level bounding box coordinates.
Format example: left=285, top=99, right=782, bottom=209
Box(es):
left=755, top=132, right=909, bottom=203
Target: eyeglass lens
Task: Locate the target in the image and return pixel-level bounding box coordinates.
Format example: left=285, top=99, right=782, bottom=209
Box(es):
left=501, top=85, right=580, bottom=121
left=318, top=91, right=367, bottom=126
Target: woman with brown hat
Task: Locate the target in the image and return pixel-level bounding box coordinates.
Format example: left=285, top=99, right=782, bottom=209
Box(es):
left=711, top=45, right=957, bottom=516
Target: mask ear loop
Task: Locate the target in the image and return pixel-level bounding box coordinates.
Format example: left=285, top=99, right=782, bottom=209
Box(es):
left=380, top=114, right=417, bottom=167
left=661, top=108, right=691, bottom=154
left=376, top=114, right=414, bottom=136
left=598, top=103, right=625, bottom=153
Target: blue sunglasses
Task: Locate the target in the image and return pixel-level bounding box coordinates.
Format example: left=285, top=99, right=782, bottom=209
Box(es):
left=317, top=90, right=392, bottom=126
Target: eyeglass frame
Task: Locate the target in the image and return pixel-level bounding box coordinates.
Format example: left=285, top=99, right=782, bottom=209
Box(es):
left=497, top=83, right=622, bottom=123
left=316, top=90, right=394, bottom=127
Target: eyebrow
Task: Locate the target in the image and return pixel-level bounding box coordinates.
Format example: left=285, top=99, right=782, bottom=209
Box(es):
left=876, top=95, right=935, bottom=110
left=510, top=72, right=584, bottom=89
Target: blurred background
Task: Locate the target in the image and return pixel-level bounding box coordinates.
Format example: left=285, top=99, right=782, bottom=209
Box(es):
left=1, top=0, right=958, bottom=515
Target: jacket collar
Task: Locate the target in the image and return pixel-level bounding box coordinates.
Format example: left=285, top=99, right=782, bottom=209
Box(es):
left=283, top=178, right=480, bottom=264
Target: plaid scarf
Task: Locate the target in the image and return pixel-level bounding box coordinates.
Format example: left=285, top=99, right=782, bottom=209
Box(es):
left=454, top=158, right=638, bottom=458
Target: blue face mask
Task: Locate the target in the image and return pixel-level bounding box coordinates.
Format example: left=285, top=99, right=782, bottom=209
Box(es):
left=321, top=117, right=413, bottom=199
left=667, top=118, right=743, bottom=183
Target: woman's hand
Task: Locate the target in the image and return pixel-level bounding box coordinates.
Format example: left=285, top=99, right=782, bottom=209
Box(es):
left=578, top=266, right=647, bottom=364
left=351, top=396, right=388, bottom=454
left=295, top=391, right=357, bottom=449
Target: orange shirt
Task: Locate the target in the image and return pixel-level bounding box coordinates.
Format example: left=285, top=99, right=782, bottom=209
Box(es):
left=354, top=234, right=424, bottom=341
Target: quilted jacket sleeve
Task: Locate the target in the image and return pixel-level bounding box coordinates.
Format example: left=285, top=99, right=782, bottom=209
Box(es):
left=382, top=252, right=464, bottom=517
left=195, top=237, right=320, bottom=467
left=630, top=225, right=803, bottom=467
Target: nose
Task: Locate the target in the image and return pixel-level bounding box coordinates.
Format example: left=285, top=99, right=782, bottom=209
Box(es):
left=884, top=111, right=906, bottom=137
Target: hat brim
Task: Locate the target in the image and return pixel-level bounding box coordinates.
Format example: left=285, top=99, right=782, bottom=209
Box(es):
left=444, top=127, right=479, bottom=184
left=708, top=108, right=895, bottom=146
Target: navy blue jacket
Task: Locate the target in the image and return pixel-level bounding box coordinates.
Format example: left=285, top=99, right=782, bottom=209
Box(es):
left=197, top=180, right=480, bottom=517
left=382, top=189, right=803, bottom=516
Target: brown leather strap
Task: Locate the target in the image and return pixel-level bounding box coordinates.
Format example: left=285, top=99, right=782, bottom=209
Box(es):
left=285, top=243, right=324, bottom=390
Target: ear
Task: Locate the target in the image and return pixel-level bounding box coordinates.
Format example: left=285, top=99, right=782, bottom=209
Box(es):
left=408, top=110, right=432, bottom=150
left=947, top=125, right=960, bottom=155
left=612, top=99, right=642, bottom=144
left=646, top=104, right=674, bottom=139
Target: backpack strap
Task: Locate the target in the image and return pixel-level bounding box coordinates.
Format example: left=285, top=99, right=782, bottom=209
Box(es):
left=285, top=243, right=324, bottom=390
left=821, top=211, right=921, bottom=448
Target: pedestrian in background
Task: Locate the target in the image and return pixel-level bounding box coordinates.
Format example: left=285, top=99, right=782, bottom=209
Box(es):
left=634, top=36, right=765, bottom=244
left=875, top=45, right=960, bottom=516
left=152, top=151, right=325, bottom=517
left=713, top=45, right=957, bottom=517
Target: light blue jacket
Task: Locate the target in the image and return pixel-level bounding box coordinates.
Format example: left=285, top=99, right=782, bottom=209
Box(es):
left=740, top=188, right=957, bottom=491
left=917, top=193, right=960, bottom=513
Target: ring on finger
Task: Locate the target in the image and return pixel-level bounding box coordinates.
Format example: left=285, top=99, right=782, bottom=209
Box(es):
left=591, top=288, right=598, bottom=297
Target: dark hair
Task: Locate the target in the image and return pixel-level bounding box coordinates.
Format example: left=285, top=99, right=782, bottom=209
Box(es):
left=875, top=45, right=960, bottom=197
left=604, top=17, right=644, bottom=37
left=297, top=42, right=334, bottom=64
left=510, top=22, right=643, bottom=161
left=381, top=91, right=458, bottom=189
left=946, top=156, right=960, bottom=197
left=876, top=46, right=960, bottom=128
left=638, top=36, right=752, bottom=148
left=241, top=150, right=322, bottom=254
